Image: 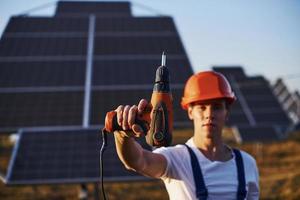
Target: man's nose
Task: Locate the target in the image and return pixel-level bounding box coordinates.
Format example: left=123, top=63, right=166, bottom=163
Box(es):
left=205, top=106, right=215, bottom=119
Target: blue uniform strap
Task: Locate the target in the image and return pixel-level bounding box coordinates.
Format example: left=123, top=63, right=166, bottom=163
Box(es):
left=233, top=149, right=247, bottom=200
left=184, top=144, right=208, bottom=200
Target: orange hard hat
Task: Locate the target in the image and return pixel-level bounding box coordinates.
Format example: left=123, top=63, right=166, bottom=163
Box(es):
left=181, top=71, right=236, bottom=110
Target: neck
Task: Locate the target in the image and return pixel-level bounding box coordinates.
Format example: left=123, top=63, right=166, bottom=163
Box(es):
left=193, top=134, right=230, bottom=161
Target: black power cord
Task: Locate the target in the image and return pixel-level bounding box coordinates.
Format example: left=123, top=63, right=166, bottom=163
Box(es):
left=100, top=128, right=108, bottom=200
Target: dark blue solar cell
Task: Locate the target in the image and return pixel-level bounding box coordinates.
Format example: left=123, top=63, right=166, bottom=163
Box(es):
left=93, top=36, right=184, bottom=55
left=56, top=1, right=131, bottom=17
left=0, top=37, right=87, bottom=56
left=6, top=129, right=149, bottom=184
left=0, top=91, right=84, bottom=131
left=95, top=17, right=175, bottom=32
left=0, top=61, right=86, bottom=87
left=5, top=17, right=89, bottom=33
left=92, top=59, right=192, bottom=86
left=237, top=125, right=280, bottom=143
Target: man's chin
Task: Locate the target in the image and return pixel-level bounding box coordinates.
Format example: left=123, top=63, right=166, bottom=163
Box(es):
left=202, top=130, right=215, bottom=138
left=202, top=126, right=215, bottom=133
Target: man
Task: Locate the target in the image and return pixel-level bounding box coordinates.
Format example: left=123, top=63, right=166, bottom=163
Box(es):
left=113, top=71, right=259, bottom=200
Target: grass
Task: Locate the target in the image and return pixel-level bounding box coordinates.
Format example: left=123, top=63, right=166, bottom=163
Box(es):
left=1, top=130, right=300, bottom=199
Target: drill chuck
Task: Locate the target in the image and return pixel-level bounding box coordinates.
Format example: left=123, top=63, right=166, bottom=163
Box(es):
left=153, top=65, right=170, bottom=92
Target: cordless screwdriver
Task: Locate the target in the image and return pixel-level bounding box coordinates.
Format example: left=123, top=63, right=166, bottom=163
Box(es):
left=103, top=52, right=173, bottom=147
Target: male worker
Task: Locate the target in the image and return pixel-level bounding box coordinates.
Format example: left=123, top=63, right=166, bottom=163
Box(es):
left=113, top=71, right=259, bottom=199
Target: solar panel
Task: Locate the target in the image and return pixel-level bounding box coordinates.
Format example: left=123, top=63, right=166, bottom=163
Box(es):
left=95, top=17, right=176, bottom=32
left=0, top=61, right=86, bottom=87
left=240, top=87, right=274, bottom=96
left=0, top=1, right=196, bottom=188
left=55, top=1, right=131, bottom=17
left=213, top=66, right=291, bottom=139
left=237, top=77, right=290, bottom=125
left=252, top=113, right=290, bottom=125
left=0, top=37, right=87, bottom=56
left=93, top=36, right=184, bottom=55
left=246, top=97, right=283, bottom=110
left=4, top=17, right=89, bottom=33
left=0, top=91, right=84, bottom=131
left=92, top=59, right=192, bottom=86
left=0, top=0, right=193, bottom=140
left=226, top=100, right=250, bottom=126
left=212, top=66, right=246, bottom=81
left=237, top=125, right=281, bottom=143
left=227, top=113, right=249, bottom=126
left=5, top=128, right=150, bottom=185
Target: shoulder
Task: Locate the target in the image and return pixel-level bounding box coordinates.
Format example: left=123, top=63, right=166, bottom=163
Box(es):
left=238, top=149, right=257, bottom=166
left=235, top=149, right=260, bottom=194
left=153, top=144, right=190, bottom=167
left=235, top=149, right=259, bottom=177
left=152, top=144, right=190, bottom=179
left=153, top=144, right=188, bottom=157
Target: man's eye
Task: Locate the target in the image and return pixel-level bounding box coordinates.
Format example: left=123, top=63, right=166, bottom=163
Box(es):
left=214, top=105, right=222, bottom=110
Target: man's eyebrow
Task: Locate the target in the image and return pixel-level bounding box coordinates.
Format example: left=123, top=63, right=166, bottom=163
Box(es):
left=212, top=102, right=225, bottom=107
left=194, top=101, right=225, bottom=106
left=213, top=102, right=223, bottom=105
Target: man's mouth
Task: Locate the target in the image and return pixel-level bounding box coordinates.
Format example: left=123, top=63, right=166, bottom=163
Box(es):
left=202, top=123, right=216, bottom=127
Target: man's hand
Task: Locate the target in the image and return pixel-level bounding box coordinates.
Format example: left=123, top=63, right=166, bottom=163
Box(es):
left=113, top=99, right=167, bottom=178
left=114, top=99, right=148, bottom=138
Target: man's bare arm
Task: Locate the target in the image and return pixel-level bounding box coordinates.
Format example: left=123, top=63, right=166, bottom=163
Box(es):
left=113, top=99, right=167, bottom=178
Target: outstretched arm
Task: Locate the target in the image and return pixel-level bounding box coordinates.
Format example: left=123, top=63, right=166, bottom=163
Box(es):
left=113, top=99, right=167, bottom=178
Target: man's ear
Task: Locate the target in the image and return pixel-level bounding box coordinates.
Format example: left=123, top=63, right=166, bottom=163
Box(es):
left=188, top=106, right=194, bottom=120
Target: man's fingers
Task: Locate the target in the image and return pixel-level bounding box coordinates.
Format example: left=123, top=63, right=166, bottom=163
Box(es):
left=132, top=124, right=144, bottom=137
left=128, top=105, right=137, bottom=128
left=122, top=105, right=130, bottom=130
left=115, top=105, right=124, bottom=126
left=114, top=99, right=147, bottom=134
left=137, top=99, right=148, bottom=114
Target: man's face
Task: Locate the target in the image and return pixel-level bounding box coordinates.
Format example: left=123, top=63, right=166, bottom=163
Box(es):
left=188, top=99, right=228, bottom=139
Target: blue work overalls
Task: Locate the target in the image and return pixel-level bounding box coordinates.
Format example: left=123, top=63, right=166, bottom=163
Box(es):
left=184, top=144, right=247, bottom=200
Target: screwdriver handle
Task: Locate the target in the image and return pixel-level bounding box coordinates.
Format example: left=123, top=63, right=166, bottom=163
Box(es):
left=104, top=105, right=152, bottom=134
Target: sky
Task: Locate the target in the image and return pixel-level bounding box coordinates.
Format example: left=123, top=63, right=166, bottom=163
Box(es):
left=0, top=0, right=299, bottom=92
